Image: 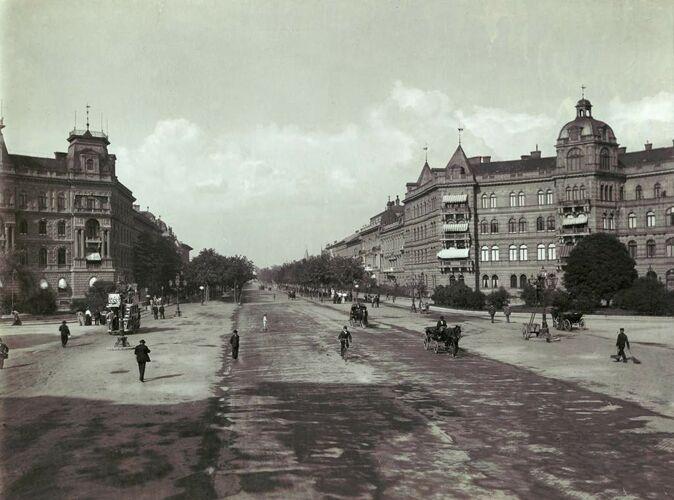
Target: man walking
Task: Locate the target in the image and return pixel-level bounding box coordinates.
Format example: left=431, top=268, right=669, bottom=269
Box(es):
left=134, top=339, right=151, bottom=382
left=262, top=314, right=268, bottom=332
left=0, top=338, right=9, bottom=369
left=59, top=320, right=70, bottom=347
left=488, top=304, right=496, bottom=323
left=230, top=329, right=240, bottom=360
left=615, top=328, right=630, bottom=363
left=503, top=304, right=512, bottom=323
left=159, top=303, right=165, bottom=319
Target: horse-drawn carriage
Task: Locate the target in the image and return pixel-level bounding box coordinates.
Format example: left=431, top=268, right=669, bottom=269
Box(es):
left=552, top=309, right=585, bottom=331
left=349, top=303, right=368, bottom=327
left=423, top=325, right=462, bottom=356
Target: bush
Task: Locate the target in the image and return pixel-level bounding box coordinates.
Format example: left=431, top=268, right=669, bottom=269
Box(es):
left=432, top=283, right=485, bottom=310
left=23, top=288, right=58, bottom=315
left=486, top=287, right=510, bottom=309
left=613, top=277, right=674, bottom=315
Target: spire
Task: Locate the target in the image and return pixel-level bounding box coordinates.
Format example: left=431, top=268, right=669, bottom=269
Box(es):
left=458, top=127, right=464, bottom=146
left=86, top=103, right=90, bottom=131
left=581, top=84, right=586, bottom=99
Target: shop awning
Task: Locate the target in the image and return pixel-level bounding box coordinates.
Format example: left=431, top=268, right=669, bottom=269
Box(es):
left=442, top=194, right=468, bottom=204
left=559, top=245, right=574, bottom=258
left=443, top=222, right=469, bottom=232
left=437, top=248, right=470, bottom=259
left=561, top=214, right=588, bottom=226
left=86, top=252, right=102, bottom=262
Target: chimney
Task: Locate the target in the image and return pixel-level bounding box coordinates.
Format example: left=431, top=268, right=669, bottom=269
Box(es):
left=530, top=145, right=541, bottom=159
left=618, top=146, right=626, bottom=154
left=482, top=156, right=491, bottom=163
left=644, top=141, right=652, bottom=151
left=521, top=155, right=530, bottom=160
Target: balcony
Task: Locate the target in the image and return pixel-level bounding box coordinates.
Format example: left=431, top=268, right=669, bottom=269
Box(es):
left=443, top=222, right=469, bottom=233
left=437, top=248, right=470, bottom=260
left=442, top=194, right=468, bottom=204
left=439, top=259, right=474, bottom=272
left=75, top=206, right=109, bottom=213
left=561, top=213, right=588, bottom=227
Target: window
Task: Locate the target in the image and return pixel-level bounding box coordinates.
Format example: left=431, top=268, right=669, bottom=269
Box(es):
left=602, top=213, right=608, bottom=230
left=19, top=219, right=28, bottom=234
left=628, top=240, right=637, bottom=258
left=537, top=244, right=546, bottom=260
left=509, top=244, right=518, bottom=261
left=519, top=244, right=528, bottom=261
left=57, top=220, right=66, bottom=236
left=646, top=211, right=655, bottom=228
left=654, top=183, right=661, bottom=198
left=565, top=186, right=571, bottom=201
left=39, top=220, right=47, bottom=235
left=599, top=185, right=604, bottom=201
left=481, top=194, right=488, bottom=209
left=667, top=207, right=674, bottom=226
left=580, top=185, right=586, bottom=199
left=480, top=219, right=488, bottom=234
left=39, top=248, right=48, bottom=267
left=636, top=185, right=643, bottom=200
left=628, top=212, right=636, bottom=229
left=600, top=148, right=610, bottom=169
left=38, top=193, right=47, bottom=210
left=519, top=274, right=527, bottom=289
left=492, top=275, right=499, bottom=288
left=666, top=238, right=674, bottom=257
left=58, top=248, right=66, bottom=267
left=518, top=217, right=527, bottom=233
left=572, top=186, right=578, bottom=200
left=1, top=189, right=9, bottom=207
left=609, top=213, right=615, bottom=230
left=19, top=192, right=28, bottom=208
left=518, top=192, right=525, bottom=206
left=619, top=186, right=624, bottom=200
left=458, top=275, right=465, bottom=284
left=490, top=219, right=498, bottom=233
left=491, top=245, right=500, bottom=261
left=57, top=194, right=66, bottom=211
left=508, top=218, right=517, bottom=233
left=86, top=158, right=94, bottom=170
left=18, top=250, right=27, bottom=265
left=482, top=275, right=489, bottom=288
left=510, top=275, right=518, bottom=288
left=490, top=193, right=497, bottom=208
left=536, top=217, right=544, bottom=231
left=86, top=197, right=95, bottom=210
left=85, top=219, right=100, bottom=239
left=646, top=239, right=656, bottom=258
left=608, top=185, right=613, bottom=201
left=567, top=148, right=583, bottom=170
left=546, top=189, right=553, bottom=205
left=509, top=192, right=517, bottom=207
left=547, top=244, right=557, bottom=260
left=537, top=190, right=545, bottom=205
left=481, top=245, right=489, bottom=262
left=547, top=216, right=556, bottom=231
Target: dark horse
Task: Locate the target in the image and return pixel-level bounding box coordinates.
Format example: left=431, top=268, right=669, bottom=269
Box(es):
left=424, top=325, right=462, bottom=356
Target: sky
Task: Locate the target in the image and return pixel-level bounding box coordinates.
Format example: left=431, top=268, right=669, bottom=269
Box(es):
left=1, top=0, right=673, bottom=267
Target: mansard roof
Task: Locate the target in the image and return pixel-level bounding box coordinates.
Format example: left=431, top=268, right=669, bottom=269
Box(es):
left=470, top=156, right=556, bottom=176
left=619, top=146, right=674, bottom=167
left=8, top=153, right=64, bottom=171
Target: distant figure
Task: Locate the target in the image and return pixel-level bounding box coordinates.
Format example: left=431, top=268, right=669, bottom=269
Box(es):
left=488, top=304, right=496, bottom=323
left=85, top=309, right=92, bottom=326
left=615, top=328, right=630, bottom=363
left=94, top=311, right=101, bottom=325
left=262, top=314, right=268, bottom=332
left=107, top=310, right=114, bottom=333
left=152, top=303, right=159, bottom=320
left=273, top=293, right=276, bottom=301
left=230, top=329, right=240, bottom=360
left=134, top=339, right=151, bottom=382
left=0, top=338, right=8, bottom=369
left=77, top=310, right=84, bottom=326
left=12, top=310, right=21, bottom=326
left=159, top=304, right=165, bottom=319
left=411, top=298, right=417, bottom=313
left=338, top=326, right=352, bottom=360
left=503, top=304, right=512, bottom=323
left=59, top=320, right=70, bottom=347
left=436, top=315, right=447, bottom=330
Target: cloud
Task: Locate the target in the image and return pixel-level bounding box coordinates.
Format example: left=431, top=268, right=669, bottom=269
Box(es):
left=606, top=92, right=674, bottom=149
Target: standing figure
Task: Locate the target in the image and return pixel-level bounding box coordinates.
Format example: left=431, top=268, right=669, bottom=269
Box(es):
left=488, top=304, right=496, bottom=323
left=503, top=304, right=512, bottom=323
left=134, top=339, right=151, bottom=382
left=262, top=314, right=268, bottom=332
left=338, top=326, right=352, bottom=360
left=411, top=298, right=417, bottom=313
left=77, top=310, right=84, bottom=326
left=0, top=338, right=9, bottom=369
left=59, top=320, right=70, bottom=347
left=615, top=328, right=630, bottom=363
left=152, top=302, right=159, bottom=320
left=159, top=303, right=165, bottom=319
left=230, top=329, right=240, bottom=360
left=12, top=310, right=22, bottom=326
left=107, top=310, right=114, bottom=333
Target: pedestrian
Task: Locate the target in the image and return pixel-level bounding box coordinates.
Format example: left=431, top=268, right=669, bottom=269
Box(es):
left=94, top=311, right=100, bottom=325
left=85, top=309, right=92, bottom=326
left=0, top=337, right=8, bottom=369
left=488, top=304, right=496, bottom=323
left=230, top=329, right=240, bottom=360
left=152, top=302, right=159, bottom=320
left=59, top=320, right=70, bottom=347
left=411, top=297, right=417, bottom=313
left=159, top=303, right=165, bottom=319
left=262, top=314, right=268, bottom=332
left=615, top=328, right=630, bottom=363
left=134, top=339, right=151, bottom=382
left=503, top=304, right=512, bottom=323
left=273, top=293, right=276, bottom=301
left=12, top=310, right=21, bottom=326
left=77, top=310, right=84, bottom=326
left=107, top=310, right=114, bottom=333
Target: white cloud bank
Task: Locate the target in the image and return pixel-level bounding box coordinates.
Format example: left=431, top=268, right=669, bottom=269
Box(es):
left=116, top=83, right=674, bottom=266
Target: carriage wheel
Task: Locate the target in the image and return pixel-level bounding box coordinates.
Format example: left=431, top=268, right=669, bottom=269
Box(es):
left=434, top=343, right=439, bottom=354
left=563, top=319, right=572, bottom=331
left=578, top=319, right=585, bottom=329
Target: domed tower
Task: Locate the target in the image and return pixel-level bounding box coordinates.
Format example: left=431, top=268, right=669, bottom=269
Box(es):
left=556, top=98, right=618, bottom=172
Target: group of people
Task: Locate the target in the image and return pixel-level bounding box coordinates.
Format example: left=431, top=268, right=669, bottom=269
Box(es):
left=149, top=297, right=166, bottom=320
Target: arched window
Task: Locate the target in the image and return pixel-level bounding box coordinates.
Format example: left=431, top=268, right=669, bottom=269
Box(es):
left=667, top=207, right=674, bottom=226
left=490, top=193, right=497, bottom=208
left=536, top=216, right=544, bottom=231
left=509, top=244, right=518, bottom=261
left=608, top=185, right=613, bottom=201
left=579, top=185, right=586, bottom=199
left=518, top=191, right=525, bottom=207
left=628, top=212, right=636, bottom=229
left=666, top=238, right=674, bottom=258
left=57, top=193, right=66, bottom=211
left=537, top=190, right=545, bottom=205
left=508, top=218, right=517, bottom=233
left=38, top=192, right=47, bottom=210
left=609, top=213, right=615, bottom=230
left=636, top=185, right=643, bottom=200
left=491, top=275, right=499, bottom=288
left=482, top=274, right=489, bottom=288
left=654, top=183, right=661, bottom=198
left=509, top=192, right=517, bottom=207
left=547, top=244, right=557, bottom=260
left=646, top=211, right=655, bottom=228
left=19, top=219, right=28, bottom=234
left=491, top=245, right=500, bottom=261
left=546, top=189, right=554, bottom=204
left=600, top=148, right=610, bottom=169
left=628, top=240, right=637, bottom=258
left=519, top=244, right=528, bottom=261
left=602, top=213, right=608, bottom=230
left=567, top=148, right=583, bottom=170
left=646, top=239, right=656, bottom=258
left=519, top=274, right=527, bottom=289
left=518, top=217, right=527, bottom=233
left=572, top=186, right=579, bottom=200
left=458, top=274, right=465, bottom=284
left=537, top=243, right=546, bottom=260
left=481, top=245, right=489, bottom=262
left=86, top=158, right=94, bottom=170
left=39, top=247, right=48, bottom=267
left=547, top=216, right=556, bottom=231
left=480, top=219, right=488, bottom=234
left=619, top=186, right=624, bottom=200
left=490, top=219, right=499, bottom=233
left=599, top=185, right=604, bottom=201
left=85, top=219, right=100, bottom=239
left=449, top=275, right=456, bottom=285
left=39, top=220, right=47, bottom=235
left=510, top=274, right=518, bottom=288
left=58, top=248, right=66, bottom=267
left=481, top=193, right=488, bottom=209
left=565, top=186, right=571, bottom=201
left=57, top=220, right=66, bottom=236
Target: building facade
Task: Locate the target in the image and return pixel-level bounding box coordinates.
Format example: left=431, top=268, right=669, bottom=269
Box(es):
left=0, top=120, right=190, bottom=309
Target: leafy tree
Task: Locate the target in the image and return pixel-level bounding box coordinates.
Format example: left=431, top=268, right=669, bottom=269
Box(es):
left=432, top=283, right=485, bottom=310
left=185, top=249, right=255, bottom=302
left=259, top=255, right=364, bottom=291
left=0, top=251, right=56, bottom=314
left=133, top=232, right=183, bottom=295
left=486, top=287, right=510, bottom=309
left=563, top=233, right=637, bottom=308
left=84, top=280, right=118, bottom=312
left=613, top=276, right=674, bottom=315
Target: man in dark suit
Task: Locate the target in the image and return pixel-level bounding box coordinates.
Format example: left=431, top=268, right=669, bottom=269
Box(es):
left=134, top=339, right=151, bottom=382
left=436, top=315, right=447, bottom=331
left=615, top=328, right=630, bottom=363
left=230, top=330, right=240, bottom=360
left=59, top=320, right=70, bottom=347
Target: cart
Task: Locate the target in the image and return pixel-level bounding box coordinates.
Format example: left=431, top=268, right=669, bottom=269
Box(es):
left=552, top=310, right=585, bottom=331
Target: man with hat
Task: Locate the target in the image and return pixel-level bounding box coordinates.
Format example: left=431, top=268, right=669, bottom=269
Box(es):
left=615, top=328, right=630, bottom=363
left=59, top=320, right=70, bottom=347
left=134, top=339, right=151, bottom=382
left=230, top=329, right=240, bottom=360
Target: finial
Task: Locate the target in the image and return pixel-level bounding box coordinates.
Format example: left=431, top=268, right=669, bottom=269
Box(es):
left=581, top=84, right=586, bottom=99
left=423, top=144, right=428, bottom=163
left=536, top=143, right=539, bottom=151
left=458, top=127, right=464, bottom=146
left=86, top=103, right=90, bottom=131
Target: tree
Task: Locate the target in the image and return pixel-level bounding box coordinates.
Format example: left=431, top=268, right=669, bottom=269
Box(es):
left=432, top=283, right=485, bottom=310
left=133, top=233, right=183, bottom=295
left=613, top=276, right=674, bottom=315
left=185, top=249, right=255, bottom=302
left=563, top=233, right=637, bottom=308
left=0, top=251, right=56, bottom=315
left=486, top=287, right=510, bottom=309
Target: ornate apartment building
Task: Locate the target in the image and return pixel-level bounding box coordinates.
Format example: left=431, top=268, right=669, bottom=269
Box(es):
left=326, top=97, right=674, bottom=294
left=0, top=119, right=190, bottom=309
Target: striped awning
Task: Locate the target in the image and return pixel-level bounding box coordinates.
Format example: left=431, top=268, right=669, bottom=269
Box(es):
left=437, top=248, right=470, bottom=259
left=443, top=222, right=469, bottom=232
left=86, top=252, right=102, bottom=262
left=561, top=213, right=588, bottom=226
left=442, top=194, right=468, bottom=204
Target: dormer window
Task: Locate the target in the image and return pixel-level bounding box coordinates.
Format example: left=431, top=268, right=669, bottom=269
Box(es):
left=86, top=158, right=94, bottom=170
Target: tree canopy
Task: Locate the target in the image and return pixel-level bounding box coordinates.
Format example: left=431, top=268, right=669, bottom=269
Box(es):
left=184, top=249, right=255, bottom=302
left=132, top=232, right=183, bottom=295
left=259, top=254, right=365, bottom=289
left=563, top=233, right=637, bottom=307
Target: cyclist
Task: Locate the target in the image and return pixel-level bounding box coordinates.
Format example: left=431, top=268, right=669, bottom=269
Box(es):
left=338, top=325, right=352, bottom=360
